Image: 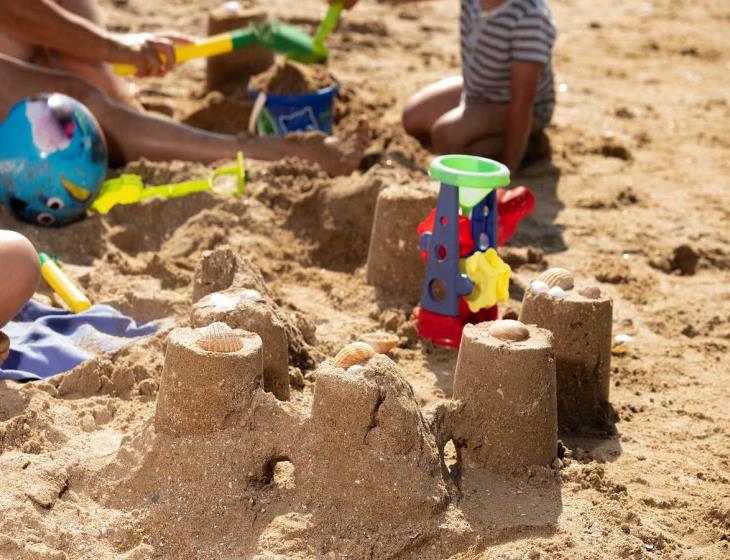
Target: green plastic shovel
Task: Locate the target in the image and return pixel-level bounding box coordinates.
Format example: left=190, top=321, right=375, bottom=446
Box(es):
left=92, top=153, right=245, bottom=215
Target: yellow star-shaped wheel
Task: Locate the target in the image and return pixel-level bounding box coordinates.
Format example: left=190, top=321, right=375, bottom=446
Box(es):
left=460, top=248, right=511, bottom=313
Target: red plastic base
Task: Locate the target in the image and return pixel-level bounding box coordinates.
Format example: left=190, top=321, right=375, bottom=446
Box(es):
left=496, top=186, right=535, bottom=245
left=414, top=304, right=500, bottom=349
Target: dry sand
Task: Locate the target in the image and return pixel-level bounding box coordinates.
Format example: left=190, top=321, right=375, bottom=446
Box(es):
left=1, top=0, right=730, bottom=558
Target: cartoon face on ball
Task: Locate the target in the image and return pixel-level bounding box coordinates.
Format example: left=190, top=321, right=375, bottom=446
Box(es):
left=0, top=93, right=107, bottom=226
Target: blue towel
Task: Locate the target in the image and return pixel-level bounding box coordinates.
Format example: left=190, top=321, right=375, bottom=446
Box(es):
left=0, top=300, right=158, bottom=382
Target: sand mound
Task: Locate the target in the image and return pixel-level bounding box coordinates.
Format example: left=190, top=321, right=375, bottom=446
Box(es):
left=249, top=60, right=336, bottom=95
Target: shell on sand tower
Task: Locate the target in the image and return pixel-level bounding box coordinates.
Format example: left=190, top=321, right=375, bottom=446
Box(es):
left=360, top=331, right=399, bottom=354
left=332, top=342, right=375, bottom=368
left=487, top=319, right=530, bottom=342
left=196, top=322, right=245, bottom=353
left=536, top=267, right=574, bottom=291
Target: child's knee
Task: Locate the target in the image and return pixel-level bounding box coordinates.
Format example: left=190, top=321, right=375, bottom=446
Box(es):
left=0, top=231, right=40, bottom=299
left=402, top=97, right=424, bottom=135
left=430, top=119, right=458, bottom=154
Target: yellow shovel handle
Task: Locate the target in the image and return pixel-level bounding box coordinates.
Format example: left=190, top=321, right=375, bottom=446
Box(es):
left=113, top=34, right=234, bottom=76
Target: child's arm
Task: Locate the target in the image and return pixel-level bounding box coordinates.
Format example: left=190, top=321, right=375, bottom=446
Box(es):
left=331, top=0, right=425, bottom=9
left=0, top=0, right=181, bottom=76
left=501, top=62, right=542, bottom=172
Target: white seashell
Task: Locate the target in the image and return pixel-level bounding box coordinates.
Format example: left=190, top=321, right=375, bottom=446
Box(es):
left=360, top=331, right=399, bottom=354
left=240, top=288, right=262, bottom=302
left=536, top=267, right=574, bottom=291
left=332, top=342, right=374, bottom=368
left=347, top=365, right=365, bottom=375
left=196, top=322, right=244, bottom=353
left=547, top=286, right=566, bottom=298
left=531, top=280, right=549, bottom=294
left=578, top=285, right=602, bottom=299
left=488, top=320, right=530, bottom=342
left=611, top=333, right=633, bottom=355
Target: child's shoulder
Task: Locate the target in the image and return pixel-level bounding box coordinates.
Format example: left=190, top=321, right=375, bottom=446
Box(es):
left=510, top=0, right=556, bottom=29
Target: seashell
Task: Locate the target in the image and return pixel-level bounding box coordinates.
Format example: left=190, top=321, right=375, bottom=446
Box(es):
left=360, top=331, right=399, bottom=354
left=332, top=342, right=374, bottom=368
left=578, top=285, right=602, bottom=299
left=547, top=286, right=566, bottom=298
left=488, top=320, right=530, bottom=342
left=536, top=267, right=574, bottom=291
left=611, top=333, right=633, bottom=355
left=196, top=322, right=244, bottom=353
left=530, top=280, right=549, bottom=294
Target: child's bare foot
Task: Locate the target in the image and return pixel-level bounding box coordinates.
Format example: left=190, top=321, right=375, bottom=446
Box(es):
left=286, top=120, right=369, bottom=176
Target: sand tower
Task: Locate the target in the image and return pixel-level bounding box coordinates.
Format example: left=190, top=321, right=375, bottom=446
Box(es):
left=191, top=287, right=290, bottom=401
left=206, top=1, right=274, bottom=91
left=155, top=324, right=263, bottom=437
left=366, top=185, right=436, bottom=303
left=519, top=269, right=613, bottom=432
left=451, top=320, right=557, bottom=475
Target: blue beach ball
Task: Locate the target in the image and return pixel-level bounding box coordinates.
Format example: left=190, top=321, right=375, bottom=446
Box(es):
left=0, top=93, right=107, bottom=226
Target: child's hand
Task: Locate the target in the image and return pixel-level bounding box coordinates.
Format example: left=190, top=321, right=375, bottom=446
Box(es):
left=113, top=32, right=194, bottom=77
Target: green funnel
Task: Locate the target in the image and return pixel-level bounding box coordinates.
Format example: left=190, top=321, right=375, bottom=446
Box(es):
left=429, top=155, right=510, bottom=213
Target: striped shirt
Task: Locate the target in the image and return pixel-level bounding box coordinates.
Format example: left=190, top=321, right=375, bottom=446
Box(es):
left=460, top=0, right=557, bottom=127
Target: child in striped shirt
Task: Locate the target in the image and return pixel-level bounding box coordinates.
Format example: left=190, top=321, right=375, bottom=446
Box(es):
left=332, top=0, right=556, bottom=171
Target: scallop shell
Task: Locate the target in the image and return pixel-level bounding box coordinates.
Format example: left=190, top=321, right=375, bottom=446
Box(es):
left=196, top=322, right=244, bottom=353
left=536, top=267, right=574, bottom=291
left=488, top=320, right=530, bottom=342
left=360, top=331, right=399, bottom=354
left=332, top=342, right=374, bottom=368
left=578, top=285, right=602, bottom=299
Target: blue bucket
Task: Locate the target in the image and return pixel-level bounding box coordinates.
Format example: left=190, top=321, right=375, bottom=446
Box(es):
left=248, top=83, right=339, bottom=136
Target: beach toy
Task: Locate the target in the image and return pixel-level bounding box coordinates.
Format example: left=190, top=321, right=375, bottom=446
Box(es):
left=0, top=94, right=107, bottom=226
left=113, top=2, right=343, bottom=76
left=92, top=152, right=245, bottom=214
left=415, top=155, right=515, bottom=348
left=248, top=82, right=339, bottom=135
left=39, top=252, right=91, bottom=313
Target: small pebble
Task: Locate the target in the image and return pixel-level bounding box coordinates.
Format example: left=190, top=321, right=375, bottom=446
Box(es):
left=578, top=285, right=602, bottom=298
left=531, top=280, right=549, bottom=294
left=547, top=286, right=566, bottom=298
left=347, top=365, right=365, bottom=375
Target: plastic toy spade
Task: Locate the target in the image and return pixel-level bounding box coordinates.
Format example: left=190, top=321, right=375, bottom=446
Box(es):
left=91, top=152, right=245, bottom=215
left=113, top=3, right=343, bottom=76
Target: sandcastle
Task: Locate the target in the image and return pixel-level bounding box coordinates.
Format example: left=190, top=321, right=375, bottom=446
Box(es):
left=114, top=247, right=578, bottom=557
left=129, top=326, right=449, bottom=548
left=206, top=1, right=273, bottom=91
left=155, top=323, right=263, bottom=436
left=450, top=320, right=557, bottom=476
left=366, top=185, right=436, bottom=303
left=519, top=268, right=613, bottom=432
left=191, top=287, right=290, bottom=400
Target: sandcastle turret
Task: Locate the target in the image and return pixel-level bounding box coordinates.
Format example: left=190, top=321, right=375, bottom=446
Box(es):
left=366, top=185, right=436, bottom=303
left=155, top=323, right=263, bottom=436
left=519, top=268, right=613, bottom=432
left=451, top=320, right=557, bottom=475
left=191, top=287, right=290, bottom=401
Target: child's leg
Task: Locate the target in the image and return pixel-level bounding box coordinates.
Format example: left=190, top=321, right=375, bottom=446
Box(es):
left=0, top=231, right=40, bottom=328
left=0, top=55, right=367, bottom=176
left=430, top=102, right=540, bottom=158
left=402, top=76, right=463, bottom=139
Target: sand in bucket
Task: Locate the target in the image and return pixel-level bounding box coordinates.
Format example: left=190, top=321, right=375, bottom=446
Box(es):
left=248, top=60, right=339, bottom=136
